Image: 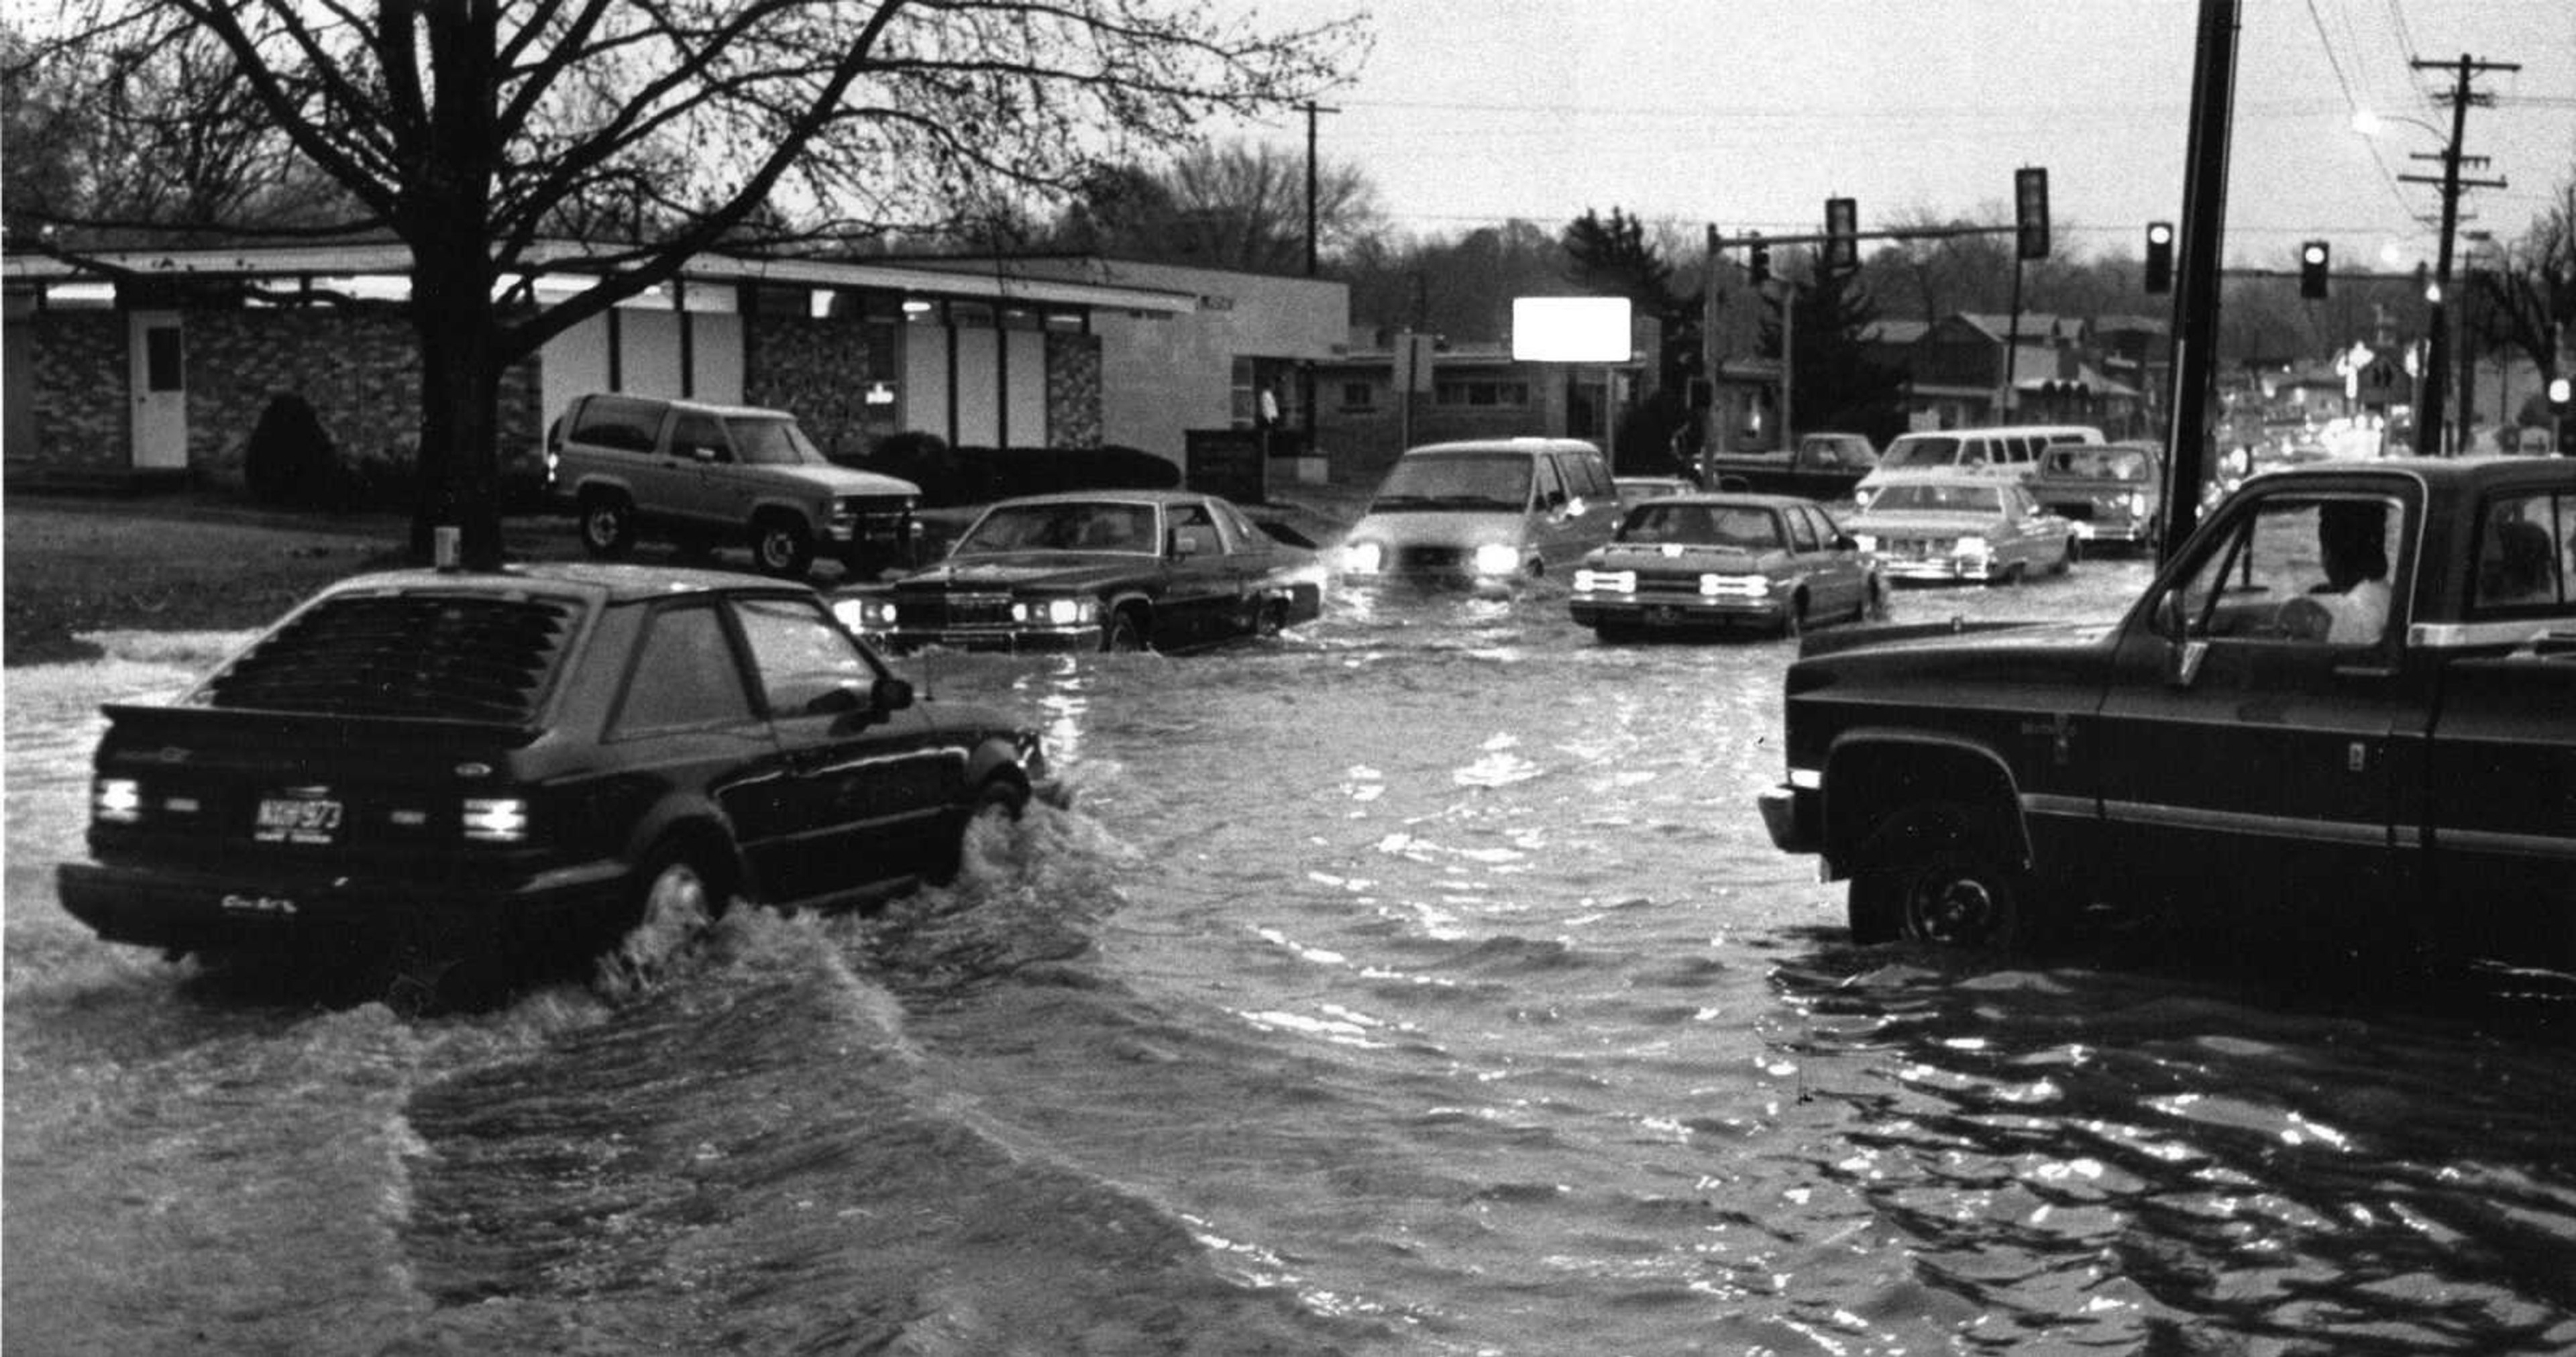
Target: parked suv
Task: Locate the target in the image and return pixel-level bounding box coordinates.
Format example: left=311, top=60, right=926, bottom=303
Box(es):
left=547, top=393, right=921, bottom=578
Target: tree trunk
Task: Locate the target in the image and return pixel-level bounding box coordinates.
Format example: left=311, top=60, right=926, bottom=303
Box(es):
left=408, top=243, right=506, bottom=569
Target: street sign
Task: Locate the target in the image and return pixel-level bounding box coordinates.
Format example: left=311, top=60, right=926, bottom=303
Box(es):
left=2359, top=358, right=2401, bottom=405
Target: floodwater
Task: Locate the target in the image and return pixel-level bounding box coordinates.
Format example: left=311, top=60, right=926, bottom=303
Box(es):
left=8, top=561, right=2573, bottom=1355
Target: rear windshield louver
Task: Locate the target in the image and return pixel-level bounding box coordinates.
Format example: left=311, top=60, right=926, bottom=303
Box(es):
left=201, top=594, right=581, bottom=722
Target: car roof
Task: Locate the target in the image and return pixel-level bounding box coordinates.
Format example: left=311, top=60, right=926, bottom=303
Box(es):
left=2243, top=454, right=2575, bottom=494
left=1635, top=492, right=1821, bottom=510
left=1403, top=439, right=1601, bottom=457
left=577, top=392, right=796, bottom=422
left=975, top=489, right=1217, bottom=508
left=308, top=561, right=819, bottom=608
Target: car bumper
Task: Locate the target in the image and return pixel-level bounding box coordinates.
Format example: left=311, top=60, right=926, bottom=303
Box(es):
left=1878, top=556, right=1997, bottom=582
left=869, top=625, right=1104, bottom=654
left=2070, top=520, right=2149, bottom=544
left=1569, top=596, right=1786, bottom=628
left=57, top=857, right=633, bottom=955
left=1757, top=783, right=1823, bottom=855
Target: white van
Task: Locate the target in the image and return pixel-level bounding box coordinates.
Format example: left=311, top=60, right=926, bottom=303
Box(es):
left=1336, top=437, right=1621, bottom=584
left=1852, top=424, right=2105, bottom=509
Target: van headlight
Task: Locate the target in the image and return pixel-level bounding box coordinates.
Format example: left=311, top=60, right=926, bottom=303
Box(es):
left=1574, top=568, right=1635, bottom=594
left=1342, top=541, right=1384, bottom=574
left=1472, top=543, right=1521, bottom=576
left=1854, top=534, right=1878, bottom=552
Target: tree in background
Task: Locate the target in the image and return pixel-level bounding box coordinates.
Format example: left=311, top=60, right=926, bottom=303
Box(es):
left=1760, top=253, right=1906, bottom=446
left=1042, top=141, right=1383, bottom=276
left=2472, top=169, right=2575, bottom=438
left=19, top=2, right=1360, bottom=565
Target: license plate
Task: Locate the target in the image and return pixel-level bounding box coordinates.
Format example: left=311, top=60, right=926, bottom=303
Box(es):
left=1644, top=606, right=1687, bottom=627
left=254, top=796, right=343, bottom=845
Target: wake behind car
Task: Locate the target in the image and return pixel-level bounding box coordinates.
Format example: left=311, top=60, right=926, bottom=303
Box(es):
left=1569, top=493, right=1882, bottom=639
left=834, top=490, right=1324, bottom=653
left=58, top=563, right=1046, bottom=976
left=1847, top=470, right=2078, bottom=584
left=548, top=392, right=920, bottom=579
left=1336, top=438, right=1620, bottom=586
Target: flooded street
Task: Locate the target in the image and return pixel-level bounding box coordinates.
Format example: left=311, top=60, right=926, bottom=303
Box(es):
left=9, top=562, right=2575, bottom=1355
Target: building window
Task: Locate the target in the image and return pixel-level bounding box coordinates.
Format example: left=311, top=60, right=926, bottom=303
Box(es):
left=1340, top=381, right=1377, bottom=411
left=1434, top=380, right=1529, bottom=408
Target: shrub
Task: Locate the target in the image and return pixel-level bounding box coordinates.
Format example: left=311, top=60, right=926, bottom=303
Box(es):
left=241, top=393, right=337, bottom=507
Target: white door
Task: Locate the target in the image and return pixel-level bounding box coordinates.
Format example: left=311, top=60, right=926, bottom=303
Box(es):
left=127, top=311, right=188, bottom=470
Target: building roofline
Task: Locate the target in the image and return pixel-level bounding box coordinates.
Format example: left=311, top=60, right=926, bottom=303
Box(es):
left=0, top=238, right=1201, bottom=315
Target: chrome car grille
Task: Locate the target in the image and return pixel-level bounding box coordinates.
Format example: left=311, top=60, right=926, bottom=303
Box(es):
left=1394, top=545, right=1468, bottom=570
left=897, top=592, right=1014, bottom=629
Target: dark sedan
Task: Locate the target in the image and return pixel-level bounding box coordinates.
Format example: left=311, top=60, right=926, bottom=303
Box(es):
left=835, top=490, right=1325, bottom=653
left=57, top=563, right=1047, bottom=981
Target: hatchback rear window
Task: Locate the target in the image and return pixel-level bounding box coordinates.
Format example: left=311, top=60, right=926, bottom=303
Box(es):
left=197, top=591, right=587, bottom=722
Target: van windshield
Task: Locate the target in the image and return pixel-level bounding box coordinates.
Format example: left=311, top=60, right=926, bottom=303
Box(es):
left=1882, top=437, right=1959, bottom=470
left=730, top=417, right=825, bottom=467
left=1370, top=453, right=1533, bottom=512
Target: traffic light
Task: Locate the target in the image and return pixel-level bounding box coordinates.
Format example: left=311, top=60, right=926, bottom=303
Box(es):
left=2143, top=221, right=2175, bottom=294
left=2299, top=240, right=2330, bottom=299
left=1748, top=231, right=1770, bottom=286
left=1824, top=197, right=1858, bottom=273
left=2014, top=167, right=2050, bottom=261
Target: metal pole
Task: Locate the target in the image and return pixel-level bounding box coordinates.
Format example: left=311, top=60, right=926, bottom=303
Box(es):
left=1778, top=282, right=1794, bottom=453
left=2416, top=56, right=2474, bottom=455
left=2159, top=0, right=2241, bottom=563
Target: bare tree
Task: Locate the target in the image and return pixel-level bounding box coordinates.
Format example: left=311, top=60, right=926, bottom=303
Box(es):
left=1040, top=140, right=1382, bottom=274
left=28, top=2, right=1362, bottom=564
left=2473, top=170, right=2576, bottom=418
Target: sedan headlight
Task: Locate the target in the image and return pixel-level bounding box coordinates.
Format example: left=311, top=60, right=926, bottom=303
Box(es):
left=1342, top=541, right=1384, bottom=574
left=1012, top=596, right=1098, bottom=627
left=1954, top=535, right=1990, bottom=557
left=833, top=597, right=898, bottom=631
left=1854, top=534, right=1878, bottom=553
left=1573, top=568, right=1635, bottom=594
left=1699, top=574, right=1770, bottom=597
left=1471, top=543, right=1522, bottom=576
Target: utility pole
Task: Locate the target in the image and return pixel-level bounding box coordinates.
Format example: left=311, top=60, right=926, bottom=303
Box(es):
left=1301, top=101, right=1339, bottom=470
left=2159, top=0, right=2240, bottom=563
left=2405, top=53, right=2514, bottom=455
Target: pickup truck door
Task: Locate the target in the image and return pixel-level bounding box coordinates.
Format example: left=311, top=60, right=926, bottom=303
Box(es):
left=2091, top=489, right=2420, bottom=922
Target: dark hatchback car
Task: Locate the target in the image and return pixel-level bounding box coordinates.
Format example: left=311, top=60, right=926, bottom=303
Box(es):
left=57, top=563, right=1047, bottom=972
left=834, top=490, right=1325, bottom=653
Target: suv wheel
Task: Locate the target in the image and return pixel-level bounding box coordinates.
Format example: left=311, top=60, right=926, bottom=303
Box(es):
left=579, top=492, right=636, bottom=558
left=750, top=514, right=815, bottom=578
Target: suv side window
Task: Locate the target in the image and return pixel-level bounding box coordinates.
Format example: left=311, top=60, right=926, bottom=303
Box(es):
left=611, top=603, right=755, bottom=736
left=670, top=412, right=731, bottom=463
left=571, top=396, right=663, bottom=453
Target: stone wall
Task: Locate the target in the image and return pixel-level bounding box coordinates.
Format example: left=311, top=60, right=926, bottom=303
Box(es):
left=741, top=313, right=880, bottom=460
left=1045, top=331, right=1104, bottom=449
left=7, top=303, right=545, bottom=492
left=15, top=310, right=125, bottom=480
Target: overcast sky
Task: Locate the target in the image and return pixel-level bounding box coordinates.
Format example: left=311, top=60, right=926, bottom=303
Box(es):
left=1230, top=0, right=2576, bottom=272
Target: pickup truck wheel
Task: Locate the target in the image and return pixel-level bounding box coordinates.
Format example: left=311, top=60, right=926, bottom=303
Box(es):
left=579, top=492, right=637, bottom=558
left=1899, top=846, right=2034, bottom=950
left=751, top=515, right=816, bottom=578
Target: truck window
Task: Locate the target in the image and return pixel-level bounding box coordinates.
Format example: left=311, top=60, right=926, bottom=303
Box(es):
left=2472, top=492, right=2572, bottom=612
left=2161, top=494, right=2402, bottom=646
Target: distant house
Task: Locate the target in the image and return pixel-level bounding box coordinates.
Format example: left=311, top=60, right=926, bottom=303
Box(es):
left=1876, top=311, right=2147, bottom=437
left=1312, top=323, right=1654, bottom=484
left=0, top=239, right=1343, bottom=494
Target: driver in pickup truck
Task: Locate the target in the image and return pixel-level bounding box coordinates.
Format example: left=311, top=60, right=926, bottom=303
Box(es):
left=2282, top=500, right=2392, bottom=643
